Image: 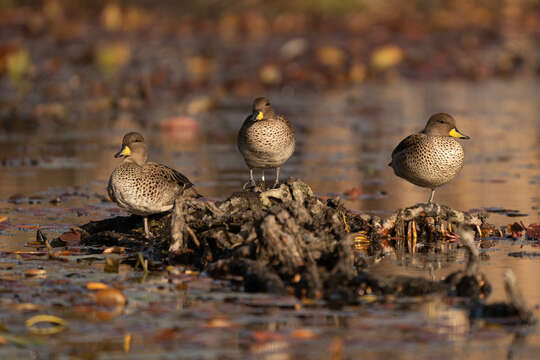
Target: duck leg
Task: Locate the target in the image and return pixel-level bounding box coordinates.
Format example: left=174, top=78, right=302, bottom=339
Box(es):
left=274, top=167, right=280, bottom=187
left=428, top=189, right=435, bottom=204
left=143, top=217, right=153, bottom=238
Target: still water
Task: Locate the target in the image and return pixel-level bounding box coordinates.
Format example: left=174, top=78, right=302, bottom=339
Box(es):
left=0, top=80, right=539, bottom=358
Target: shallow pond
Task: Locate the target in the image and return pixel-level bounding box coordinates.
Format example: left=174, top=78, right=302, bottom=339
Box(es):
left=0, top=80, right=539, bottom=358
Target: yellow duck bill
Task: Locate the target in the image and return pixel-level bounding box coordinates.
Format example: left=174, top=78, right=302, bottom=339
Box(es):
left=449, top=128, right=470, bottom=139
left=114, top=144, right=131, bottom=158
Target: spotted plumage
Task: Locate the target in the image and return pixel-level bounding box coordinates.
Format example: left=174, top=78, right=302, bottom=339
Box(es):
left=237, top=97, right=295, bottom=187
left=108, top=132, right=195, bottom=237
left=389, top=113, right=470, bottom=203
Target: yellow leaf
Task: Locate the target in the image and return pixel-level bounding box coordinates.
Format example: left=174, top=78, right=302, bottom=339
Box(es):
left=26, top=314, right=68, bottom=335
left=124, top=333, right=131, bottom=352
left=95, top=42, right=131, bottom=74
left=316, top=46, right=345, bottom=67
left=101, top=3, right=123, bottom=31
left=6, top=49, right=30, bottom=82
left=86, top=282, right=110, bottom=290
left=371, top=45, right=403, bottom=69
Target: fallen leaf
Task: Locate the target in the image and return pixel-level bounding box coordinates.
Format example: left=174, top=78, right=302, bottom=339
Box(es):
left=26, top=314, right=68, bottom=335
left=291, top=328, right=317, bottom=339
left=24, top=269, right=46, bottom=278
left=349, top=63, right=366, bottom=83
left=101, top=3, right=123, bottom=31
left=94, top=288, right=127, bottom=307
left=124, top=333, right=131, bottom=352
left=259, top=64, right=282, bottom=85
left=6, top=49, right=30, bottom=82
left=204, top=315, right=234, bottom=328
left=371, top=45, right=403, bottom=69
left=95, top=42, right=131, bottom=74
left=86, top=282, right=110, bottom=290
left=317, top=46, right=345, bottom=67
left=13, top=303, right=39, bottom=312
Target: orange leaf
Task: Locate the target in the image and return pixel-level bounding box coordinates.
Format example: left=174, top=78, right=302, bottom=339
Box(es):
left=291, top=328, right=317, bottom=339
left=86, top=282, right=110, bottom=290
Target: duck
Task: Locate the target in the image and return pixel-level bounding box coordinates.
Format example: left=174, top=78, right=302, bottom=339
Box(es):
left=389, top=113, right=470, bottom=203
left=107, top=132, right=197, bottom=237
left=237, top=97, right=295, bottom=188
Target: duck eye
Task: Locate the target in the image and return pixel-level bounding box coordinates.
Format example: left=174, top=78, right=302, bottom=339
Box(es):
left=266, top=102, right=270, bottom=106
left=438, top=120, right=445, bottom=124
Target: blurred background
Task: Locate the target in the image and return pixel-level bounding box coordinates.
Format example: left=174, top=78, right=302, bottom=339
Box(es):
left=0, top=0, right=539, bottom=225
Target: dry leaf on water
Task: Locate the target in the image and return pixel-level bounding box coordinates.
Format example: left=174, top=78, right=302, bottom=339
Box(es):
left=94, top=288, right=127, bottom=307
left=26, top=314, right=68, bottom=335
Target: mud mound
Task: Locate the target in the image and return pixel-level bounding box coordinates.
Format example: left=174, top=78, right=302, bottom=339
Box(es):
left=63, top=179, right=495, bottom=304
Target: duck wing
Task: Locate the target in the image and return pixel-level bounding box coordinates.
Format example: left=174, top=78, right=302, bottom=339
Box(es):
left=389, top=134, right=421, bottom=166
left=146, top=163, right=194, bottom=189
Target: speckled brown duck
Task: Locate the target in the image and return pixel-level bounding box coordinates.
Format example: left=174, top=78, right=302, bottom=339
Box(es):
left=108, top=132, right=196, bottom=238
left=389, top=113, right=470, bottom=203
left=237, top=97, right=295, bottom=187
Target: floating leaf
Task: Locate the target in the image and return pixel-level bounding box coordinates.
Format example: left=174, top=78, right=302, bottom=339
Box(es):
left=316, top=46, right=345, bottom=67
left=101, top=3, right=123, bottom=31
left=6, top=49, right=30, bottom=83
left=95, top=42, right=131, bottom=74
left=86, top=282, right=110, bottom=290
left=26, top=315, right=68, bottom=335
left=204, top=316, right=234, bottom=328
left=259, top=64, right=282, bottom=85
left=94, top=288, right=127, bottom=307
left=371, top=45, right=403, bottom=69
left=349, top=63, right=366, bottom=83
left=24, top=269, right=46, bottom=278
left=291, top=328, right=316, bottom=339
left=13, top=303, right=39, bottom=312
left=124, top=333, right=131, bottom=352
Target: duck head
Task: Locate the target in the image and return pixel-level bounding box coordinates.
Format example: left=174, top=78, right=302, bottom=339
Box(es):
left=251, top=97, right=275, bottom=121
left=114, top=132, right=148, bottom=166
left=423, top=113, right=470, bottom=139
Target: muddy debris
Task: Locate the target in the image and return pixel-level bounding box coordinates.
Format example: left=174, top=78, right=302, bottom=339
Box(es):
left=48, top=179, right=520, bottom=308
left=47, top=178, right=537, bottom=322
